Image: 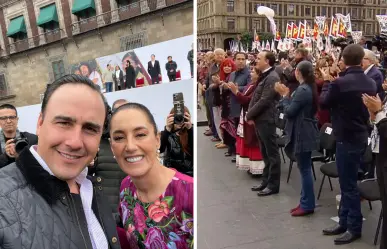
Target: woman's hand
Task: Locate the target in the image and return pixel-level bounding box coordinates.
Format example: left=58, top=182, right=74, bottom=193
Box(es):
left=319, top=68, right=334, bottom=81
left=165, top=114, right=174, bottom=132
left=227, top=82, right=238, bottom=95
left=274, top=82, right=289, bottom=97
left=362, top=94, right=383, bottom=114
left=183, top=112, right=192, bottom=130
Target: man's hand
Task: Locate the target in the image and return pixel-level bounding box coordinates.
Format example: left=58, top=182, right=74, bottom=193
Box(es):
left=362, top=94, right=383, bottom=114
left=5, top=139, right=17, bottom=158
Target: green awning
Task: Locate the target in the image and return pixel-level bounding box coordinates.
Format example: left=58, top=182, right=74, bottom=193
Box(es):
left=36, top=4, right=58, bottom=27
left=72, top=0, right=95, bottom=15
left=6, top=15, right=26, bottom=37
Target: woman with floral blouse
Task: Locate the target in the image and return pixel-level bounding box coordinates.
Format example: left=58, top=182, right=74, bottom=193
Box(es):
left=109, top=102, right=194, bottom=249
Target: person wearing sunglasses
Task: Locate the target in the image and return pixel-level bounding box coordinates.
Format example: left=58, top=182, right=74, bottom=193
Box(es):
left=0, top=104, right=37, bottom=168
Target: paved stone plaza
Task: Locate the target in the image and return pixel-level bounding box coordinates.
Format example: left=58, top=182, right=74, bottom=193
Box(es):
left=197, top=111, right=381, bottom=249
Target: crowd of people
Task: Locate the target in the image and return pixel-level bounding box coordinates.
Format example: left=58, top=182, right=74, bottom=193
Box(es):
left=197, top=43, right=387, bottom=247
left=0, top=74, right=194, bottom=248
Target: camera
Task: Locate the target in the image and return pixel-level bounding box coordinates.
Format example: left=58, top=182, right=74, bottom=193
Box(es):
left=14, top=138, right=29, bottom=154
left=332, top=37, right=353, bottom=50
left=372, top=34, right=387, bottom=51
left=173, top=92, right=185, bottom=125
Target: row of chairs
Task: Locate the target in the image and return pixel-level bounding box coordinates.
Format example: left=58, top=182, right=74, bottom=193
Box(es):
left=275, top=113, right=382, bottom=245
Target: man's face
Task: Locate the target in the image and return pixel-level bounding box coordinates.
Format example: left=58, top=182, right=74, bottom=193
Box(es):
left=256, top=52, right=268, bottom=71
left=338, top=59, right=346, bottom=71
left=214, top=52, right=224, bottom=64
left=362, top=55, right=372, bottom=70
left=151, top=55, right=155, bottom=60
left=36, top=84, right=105, bottom=181
left=80, top=65, right=89, bottom=77
left=235, top=54, right=246, bottom=69
left=360, top=38, right=366, bottom=45
left=0, top=108, right=18, bottom=134
left=168, top=57, right=172, bottom=62
left=295, top=51, right=303, bottom=60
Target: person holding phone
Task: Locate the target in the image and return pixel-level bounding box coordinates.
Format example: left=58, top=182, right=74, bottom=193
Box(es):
left=160, top=106, right=193, bottom=177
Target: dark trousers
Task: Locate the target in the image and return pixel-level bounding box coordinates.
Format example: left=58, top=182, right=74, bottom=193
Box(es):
left=336, top=141, right=366, bottom=235
left=205, top=90, right=218, bottom=138
left=105, top=82, right=113, bottom=92
left=376, top=153, right=387, bottom=249
left=151, top=76, right=160, bottom=84
left=127, top=80, right=135, bottom=89
left=255, top=121, right=281, bottom=190
left=296, top=151, right=315, bottom=211
left=168, top=74, right=176, bottom=82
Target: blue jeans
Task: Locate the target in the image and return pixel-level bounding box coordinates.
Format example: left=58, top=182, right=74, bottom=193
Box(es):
left=296, top=151, right=315, bottom=211
left=336, top=141, right=366, bottom=235
left=105, top=82, right=113, bottom=92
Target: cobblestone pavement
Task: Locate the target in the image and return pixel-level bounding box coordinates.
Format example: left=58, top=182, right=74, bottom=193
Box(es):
left=197, top=110, right=380, bottom=249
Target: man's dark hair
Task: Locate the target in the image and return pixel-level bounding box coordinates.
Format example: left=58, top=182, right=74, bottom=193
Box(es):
left=168, top=56, right=172, bottom=59
left=278, top=51, right=288, bottom=62
left=234, top=52, right=247, bottom=60
left=262, top=50, right=276, bottom=67
left=112, top=99, right=128, bottom=111
left=0, top=104, right=17, bottom=116
left=110, top=102, right=158, bottom=135
left=106, top=64, right=110, bottom=67
left=226, top=51, right=232, bottom=57
left=41, top=74, right=109, bottom=126
left=151, top=54, right=155, bottom=57
left=342, top=44, right=365, bottom=66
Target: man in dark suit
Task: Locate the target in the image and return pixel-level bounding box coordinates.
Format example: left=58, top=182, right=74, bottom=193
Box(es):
left=246, top=51, right=281, bottom=197
left=165, top=56, right=178, bottom=82
left=147, top=54, right=161, bottom=84
left=320, top=44, right=377, bottom=245
left=363, top=49, right=385, bottom=100
left=363, top=49, right=384, bottom=178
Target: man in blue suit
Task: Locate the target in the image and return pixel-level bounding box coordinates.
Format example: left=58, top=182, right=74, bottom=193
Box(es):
left=363, top=49, right=385, bottom=100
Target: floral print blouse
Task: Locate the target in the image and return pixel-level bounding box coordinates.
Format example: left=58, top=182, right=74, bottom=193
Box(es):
left=119, top=171, right=194, bottom=249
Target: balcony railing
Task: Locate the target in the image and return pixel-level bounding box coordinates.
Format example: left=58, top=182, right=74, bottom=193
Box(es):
left=7, top=29, right=65, bottom=54
left=0, top=0, right=191, bottom=56
left=71, top=0, right=190, bottom=35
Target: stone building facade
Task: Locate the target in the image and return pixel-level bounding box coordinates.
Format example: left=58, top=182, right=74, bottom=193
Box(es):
left=0, top=0, right=193, bottom=107
left=198, top=0, right=385, bottom=50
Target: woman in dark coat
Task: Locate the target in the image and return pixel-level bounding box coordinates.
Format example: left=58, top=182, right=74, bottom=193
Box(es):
left=275, top=61, right=320, bottom=216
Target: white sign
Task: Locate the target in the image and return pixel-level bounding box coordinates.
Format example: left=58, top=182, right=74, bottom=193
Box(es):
left=17, top=79, right=194, bottom=134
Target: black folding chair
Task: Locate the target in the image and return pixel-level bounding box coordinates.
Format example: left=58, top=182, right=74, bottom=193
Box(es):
left=275, top=112, right=287, bottom=163
left=315, top=123, right=337, bottom=199
left=286, top=152, right=317, bottom=183
left=358, top=178, right=382, bottom=245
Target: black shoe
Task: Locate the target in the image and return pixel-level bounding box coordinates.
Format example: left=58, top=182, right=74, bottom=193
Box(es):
left=251, top=183, right=267, bottom=191
left=257, top=187, right=279, bottom=196
left=322, top=224, right=347, bottom=236
left=231, top=157, right=236, bottom=163
left=334, top=231, right=361, bottom=245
